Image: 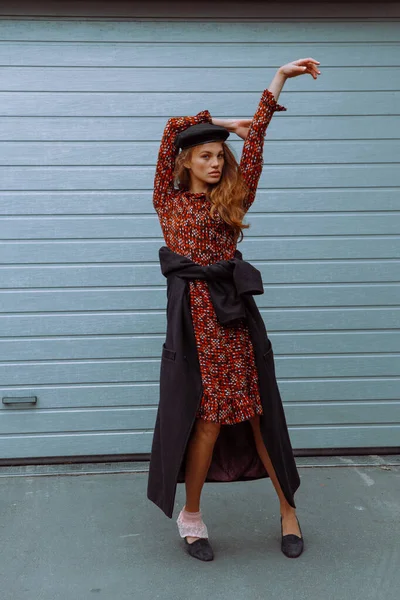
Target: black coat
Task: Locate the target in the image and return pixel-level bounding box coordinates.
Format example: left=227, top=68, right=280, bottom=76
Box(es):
left=147, top=245, right=300, bottom=518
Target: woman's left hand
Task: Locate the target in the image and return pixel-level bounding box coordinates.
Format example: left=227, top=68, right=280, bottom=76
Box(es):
left=278, top=58, right=321, bottom=80
left=211, top=118, right=252, bottom=141
left=230, top=119, right=252, bottom=141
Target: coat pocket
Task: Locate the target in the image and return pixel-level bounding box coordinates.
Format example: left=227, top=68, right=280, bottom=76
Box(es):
left=263, top=338, right=273, bottom=361
left=263, top=338, right=277, bottom=377
left=162, top=342, right=176, bottom=362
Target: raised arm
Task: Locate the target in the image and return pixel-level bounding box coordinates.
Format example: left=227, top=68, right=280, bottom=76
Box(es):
left=153, top=110, right=212, bottom=214
left=238, top=59, right=321, bottom=211
left=239, top=89, right=287, bottom=212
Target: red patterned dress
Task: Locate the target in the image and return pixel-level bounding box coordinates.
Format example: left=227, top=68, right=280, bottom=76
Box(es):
left=153, top=89, right=287, bottom=425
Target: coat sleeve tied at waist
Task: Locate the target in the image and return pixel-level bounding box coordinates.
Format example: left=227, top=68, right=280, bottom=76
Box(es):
left=159, top=246, right=264, bottom=326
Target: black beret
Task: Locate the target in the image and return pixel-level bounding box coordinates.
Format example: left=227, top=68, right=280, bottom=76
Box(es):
left=174, top=122, right=230, bottom=150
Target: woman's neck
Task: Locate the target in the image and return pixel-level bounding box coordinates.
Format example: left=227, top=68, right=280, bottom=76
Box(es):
left=188, top=179, right=210, bottom=194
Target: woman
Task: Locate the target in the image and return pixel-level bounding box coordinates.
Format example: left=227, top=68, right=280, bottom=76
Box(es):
left=148, top=58, right=321, bottom=561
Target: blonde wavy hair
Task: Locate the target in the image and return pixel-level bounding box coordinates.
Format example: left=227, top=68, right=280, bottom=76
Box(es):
left=173, top=142, right=250, bottom=243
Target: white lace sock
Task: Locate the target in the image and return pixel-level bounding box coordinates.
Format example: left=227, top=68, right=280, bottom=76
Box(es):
left=176, top=506, right=209, bottom=539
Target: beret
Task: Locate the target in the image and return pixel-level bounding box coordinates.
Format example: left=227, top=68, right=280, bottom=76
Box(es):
left=174, top=122, right=230, bottom=150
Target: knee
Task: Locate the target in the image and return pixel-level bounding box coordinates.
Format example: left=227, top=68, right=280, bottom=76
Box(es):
left=249, top=415, right=262, bottom=438
left=194, top=419, right=221, bottom=444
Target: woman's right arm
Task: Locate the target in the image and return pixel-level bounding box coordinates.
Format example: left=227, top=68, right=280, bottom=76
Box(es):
left=153, top=111, right=212, bottom=214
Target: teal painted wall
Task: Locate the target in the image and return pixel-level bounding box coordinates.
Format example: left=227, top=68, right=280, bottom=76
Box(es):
left=0, top=7, right=399, bottom=459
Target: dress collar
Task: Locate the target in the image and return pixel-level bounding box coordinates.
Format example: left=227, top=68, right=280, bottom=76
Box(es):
left=183, top=190, right=207, bottom=200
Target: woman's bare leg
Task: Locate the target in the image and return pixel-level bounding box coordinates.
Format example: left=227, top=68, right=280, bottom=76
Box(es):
left=249, top=415, right=301, bottom=537
left=183, top=418, right=221, bottom=542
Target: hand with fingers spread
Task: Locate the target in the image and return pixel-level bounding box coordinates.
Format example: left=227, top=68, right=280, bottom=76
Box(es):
left=278, top=57, right=321, bottom=80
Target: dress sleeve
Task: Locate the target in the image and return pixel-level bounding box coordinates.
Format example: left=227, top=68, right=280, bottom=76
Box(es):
left=153, top=110, right=212, bottom=214
left=240, top=89, right=287, bottom=212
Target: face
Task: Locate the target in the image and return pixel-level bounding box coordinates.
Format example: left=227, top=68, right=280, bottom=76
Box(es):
left=184, top=142, right=225, bottom=189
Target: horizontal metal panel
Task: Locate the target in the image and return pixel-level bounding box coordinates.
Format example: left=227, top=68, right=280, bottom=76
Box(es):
left=0, top=401, right=398, bottom=434
left=1, top=164, right=399, bottom=191
left=1, top=20, right=399, bottom=43
left=1, top=330, right=400, bottom=361
left=0, top=308, right=399, bottom=336
left=1, top=260, right=399, bottom=287
left=0, top=335, right=169, bottom=361
left=2, top=44, right=400, bottom=68
left=0, top=431, right=153, bottom=459
left=0, top=383, right=158, bottom=409
left=0, top=312, right=168, bottom=336
left=288, top=401, right=400, bottom=426
left=0, top=406, right=157, bottom=434
left=0, top=359, right=160, bottom=386
left=1, top=283, right=399, bottom=314
left=2, top=378, right=399, bottom=409
left=1, top=189, right=399, bottom=215
left=1, top=140, right=399, bottom=165
left=1, top=116, right=398, bottom=142
left=2, top=66, right=400, bottom=90
left=0, top=354, right=399, bottom=386
left=1, top=91, right=398, bottom=117
left=0, top=425, right=399, bottom=459
left=290, top=425, right=400, bottom=449
left=1, top=238, right=400, bottom=264
left=1, top=213, right=400, bottom=241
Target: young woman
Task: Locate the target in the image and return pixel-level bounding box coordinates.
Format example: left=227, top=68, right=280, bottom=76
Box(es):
left=148, top=58, right=321, bottom=561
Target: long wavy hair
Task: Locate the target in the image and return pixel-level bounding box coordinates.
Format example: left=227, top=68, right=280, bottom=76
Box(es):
left=173, top=142, right=250, bottom=243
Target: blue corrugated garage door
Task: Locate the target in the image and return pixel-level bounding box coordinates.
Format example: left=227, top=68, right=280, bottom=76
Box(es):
left=0, top=1, right=399, bottom=460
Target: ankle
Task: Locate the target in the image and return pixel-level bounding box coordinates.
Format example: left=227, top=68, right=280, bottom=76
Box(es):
left=184, top=504, right=200, bottom=513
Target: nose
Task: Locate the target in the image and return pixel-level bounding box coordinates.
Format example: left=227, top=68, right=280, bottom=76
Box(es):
left=211, top=156, right=220, bottom=168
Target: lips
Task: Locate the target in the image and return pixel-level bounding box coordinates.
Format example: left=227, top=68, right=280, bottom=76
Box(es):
left=209, top=172, right=220, bottom=176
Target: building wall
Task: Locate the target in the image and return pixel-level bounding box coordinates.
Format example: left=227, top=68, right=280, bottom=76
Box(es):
left=0, top=2, right=399, bottom=460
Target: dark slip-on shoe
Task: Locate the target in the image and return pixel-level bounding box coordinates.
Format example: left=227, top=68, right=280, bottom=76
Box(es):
left=280, top=515, right=304, bottom=558
left=184, top=537, right=214, bottom=561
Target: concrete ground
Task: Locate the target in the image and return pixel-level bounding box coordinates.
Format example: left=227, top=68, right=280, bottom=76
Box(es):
left=0, top=455, right=399, bottom=600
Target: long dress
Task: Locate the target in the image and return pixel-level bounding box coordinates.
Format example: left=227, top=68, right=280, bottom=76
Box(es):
left=153, top=89, right=287, bottom=425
